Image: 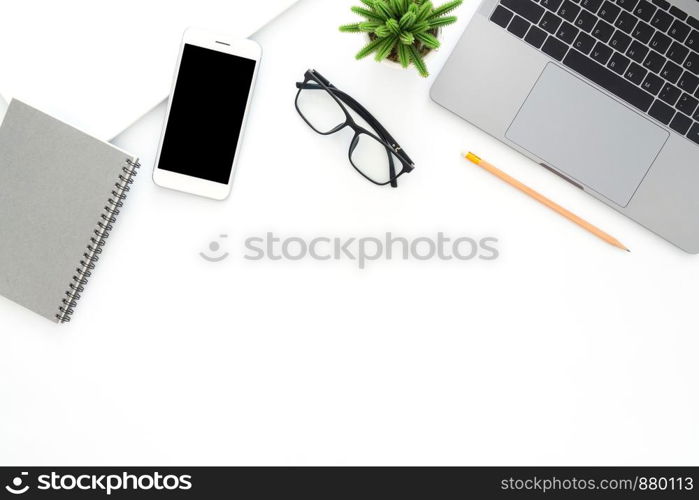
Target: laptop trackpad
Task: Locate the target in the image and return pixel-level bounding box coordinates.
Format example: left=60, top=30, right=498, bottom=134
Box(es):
left=506, top=64, right=668, bottom=207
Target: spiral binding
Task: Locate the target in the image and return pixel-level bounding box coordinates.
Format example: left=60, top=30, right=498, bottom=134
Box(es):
left=56, top=158, right=140, bottom=323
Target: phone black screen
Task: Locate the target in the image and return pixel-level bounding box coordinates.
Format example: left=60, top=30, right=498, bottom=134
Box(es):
left=157, top=44, right=257, bottom=184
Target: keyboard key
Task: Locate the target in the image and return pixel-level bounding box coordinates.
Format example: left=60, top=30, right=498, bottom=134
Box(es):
left=609, top=52, right=631, bottom=74
left=689, top=16, right=699, bottom=30
left=491, top=6, right=514, bottom=28
left=525, top=25, right=548, bottom=48
left=574, top=31, right=597, bottom=53
left=540, top=0, right=564, bottom=12
left=575, top=10, right=597, bottom=31
left=660, top=60, right=683, bottom=83
left=610, top=30, right=632, bottom=52
left=670, top=113, right=692, bottom=134
left=677, top=93, right=699, bottom=116
left=599, top=1, right=621, bottom=23
left=643, top=50, right=666, bottom=72
left=632, top=21, right=655, bottom=43
left=667, top=42, right=689, bottom=65
left=559, top=1, right=581, bottom=23
left=668, top=20, right=691, bottom=42
left=684, top=52, right=699, bottom=75
left=625, top=62, right=648, bottom=84
left=651, top=0, right=670, bottom=10
left=617, top=0, right=639, bottom=12
left=615, top=10, right=638, bottom=33
left=642, top=72, right=665, bottom=94
left=659, top=82, right=681, bottom=105
left=563, top=48, right=654, bottom=111
left=627, top=40, right=650, bottom=63
left=508, top=15, right=531, bottom=38
left=581, top=0, right=603, bottom=13
left=542, top=36, right=569, bottom=60
left=651, top=9, right=673, bottom=31
left=502, top=0, right=545, bottom=24
left=633, top=0, right=656, bottom=22
left=540, top=11, right=564, bottom=34
left=649, top=31, right=672, bottom=53
left=687, top=30, right=698, bottom=51
left=591, top=42, right=614, bottom=64
left=592, top=19, right=615, bottom=41
left=678, top=72, right=699, bottom=94
left=557, top=21, right=580, bottom=43
left=669, top=5, right=687, bottom=21
left=688, top=123, right=699, bottom=145
left=648, top=99, right=675, bottom=123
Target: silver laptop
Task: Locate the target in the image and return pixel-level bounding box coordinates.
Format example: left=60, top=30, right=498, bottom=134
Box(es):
left=432, top=0, right=699, bottom=253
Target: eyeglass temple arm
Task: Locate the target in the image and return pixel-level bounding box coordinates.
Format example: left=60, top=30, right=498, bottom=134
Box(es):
left=296, top=82, right=414, bottom=167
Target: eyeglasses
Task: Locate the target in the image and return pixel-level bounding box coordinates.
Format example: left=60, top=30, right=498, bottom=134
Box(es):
left=295, top=69, right=415, bottom=188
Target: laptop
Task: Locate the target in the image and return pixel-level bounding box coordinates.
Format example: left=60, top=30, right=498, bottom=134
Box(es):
left=0, top=0, right=298, bottom=140
left=432, top=0, right=699, bottom=253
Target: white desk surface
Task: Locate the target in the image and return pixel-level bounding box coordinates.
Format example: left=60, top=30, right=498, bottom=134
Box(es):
left=1, top=0, right=698, bottom=465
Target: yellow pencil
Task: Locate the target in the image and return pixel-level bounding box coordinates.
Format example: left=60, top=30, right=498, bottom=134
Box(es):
left=464, top=152, right=630, bottom=252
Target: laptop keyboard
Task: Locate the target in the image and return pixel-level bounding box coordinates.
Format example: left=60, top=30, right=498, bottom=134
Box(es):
left=490, top=0, right=699, bottom=146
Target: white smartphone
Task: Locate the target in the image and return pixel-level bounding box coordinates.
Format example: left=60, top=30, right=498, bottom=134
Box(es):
left=153, top=28, right=262, bottom=200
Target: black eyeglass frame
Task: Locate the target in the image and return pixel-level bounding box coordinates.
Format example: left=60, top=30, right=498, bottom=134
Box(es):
left=295, top=69, right=415, bottom=187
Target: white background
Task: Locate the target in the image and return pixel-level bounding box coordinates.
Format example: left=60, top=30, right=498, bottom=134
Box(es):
left=1, top=0, right=698, bottom=465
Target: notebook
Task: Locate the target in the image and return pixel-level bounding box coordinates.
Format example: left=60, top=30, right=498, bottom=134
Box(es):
left=0, top=100, right=140, bottom=323
left=0, top=0, right=299, bottom=140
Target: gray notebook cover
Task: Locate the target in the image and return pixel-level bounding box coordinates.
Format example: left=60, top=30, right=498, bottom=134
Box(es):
left=0, top=100, right=138, bottom=323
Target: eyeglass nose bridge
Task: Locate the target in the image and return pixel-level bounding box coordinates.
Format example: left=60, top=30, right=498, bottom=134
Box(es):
left=349, top=133, right=361, bottom=155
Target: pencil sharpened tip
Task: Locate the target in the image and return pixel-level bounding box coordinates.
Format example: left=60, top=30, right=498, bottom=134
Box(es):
left=465, top=152, right=481, bottom=164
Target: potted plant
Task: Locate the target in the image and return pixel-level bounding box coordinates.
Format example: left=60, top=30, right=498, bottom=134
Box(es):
left=340, top=0, right=463, bottom=77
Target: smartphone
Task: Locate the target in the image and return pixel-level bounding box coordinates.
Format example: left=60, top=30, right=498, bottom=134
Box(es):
left=153, top=29, right=262, bottom=200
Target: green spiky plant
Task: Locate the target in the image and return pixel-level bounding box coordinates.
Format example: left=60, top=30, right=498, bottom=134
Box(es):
left=340, top=0, right=463, bottom=77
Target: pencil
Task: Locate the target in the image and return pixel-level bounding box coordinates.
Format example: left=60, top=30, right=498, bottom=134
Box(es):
left=464, top=152, right=630, bottom=252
